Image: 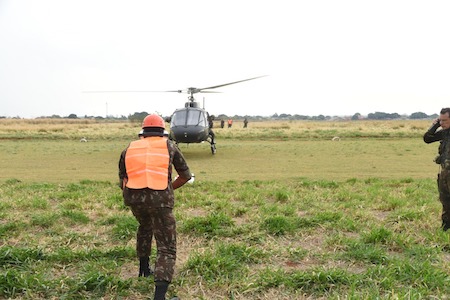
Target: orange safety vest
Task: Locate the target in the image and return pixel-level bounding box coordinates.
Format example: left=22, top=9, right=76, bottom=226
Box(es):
left=125, top=137, right=170, bottom=190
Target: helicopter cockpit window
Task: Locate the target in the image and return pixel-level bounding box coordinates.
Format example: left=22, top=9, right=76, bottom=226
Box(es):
left=187, top=110, right=207, bottom=126
left=171, top=110, right=187, bottom=127
left=171, top=109, right=207, bottom=127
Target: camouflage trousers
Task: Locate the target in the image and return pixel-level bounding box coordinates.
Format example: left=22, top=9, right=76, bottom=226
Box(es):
left=129, top=205, right=177, bottom=282
left=437, top=169, right=450, bottom=225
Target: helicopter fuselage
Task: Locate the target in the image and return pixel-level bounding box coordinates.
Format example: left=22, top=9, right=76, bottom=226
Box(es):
left=169, top=106, right=210, bottom=144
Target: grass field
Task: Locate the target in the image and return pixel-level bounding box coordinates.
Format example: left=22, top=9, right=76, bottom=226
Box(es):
left=1, top=119, right=450, bottom=299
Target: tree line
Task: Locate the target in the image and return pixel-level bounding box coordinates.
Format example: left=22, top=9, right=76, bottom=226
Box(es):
left=0, top=111, right=438, bottom=121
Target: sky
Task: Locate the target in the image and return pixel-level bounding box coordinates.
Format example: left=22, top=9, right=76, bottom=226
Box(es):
left=0, top=0, right=449, bottom=118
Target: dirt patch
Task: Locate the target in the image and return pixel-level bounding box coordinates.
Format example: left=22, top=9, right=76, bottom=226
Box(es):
left=119, top=261, right=138, bottom=280
left=175, top=235, right=205, bottom=273
left=372, top=210, right=390, bottom=221
left=184, top=207, right=207, bottom=218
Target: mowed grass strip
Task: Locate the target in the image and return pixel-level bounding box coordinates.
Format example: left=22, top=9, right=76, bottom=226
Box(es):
left=0, top=137, right=439, bottom=183
left=0, top=118, right=439, bottom=183
left=1, top=177, right=450, bottom=299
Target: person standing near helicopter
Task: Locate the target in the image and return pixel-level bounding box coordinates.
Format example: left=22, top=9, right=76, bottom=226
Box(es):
left=119, top=114, right=191, bottom=300
left=207, top=113, right=216, bottom=145
left=424, top=108, right=450, bottom=231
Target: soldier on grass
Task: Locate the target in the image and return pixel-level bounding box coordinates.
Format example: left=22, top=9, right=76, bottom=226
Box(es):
left=424, top=107, right=450, bottom=231
left=119, top=114, right=192, bottom=300
left=243, top=117, right=248, bottom=128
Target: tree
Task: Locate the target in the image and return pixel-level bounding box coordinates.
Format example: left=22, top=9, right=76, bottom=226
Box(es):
left=278, top=113, right=291, bottom=119
left=351, top=113, right=361, bottom=120
left=367, top=112, right=400, bottom=120
left=67, top=114, right=78, bottom=119
left=292, top=114, right=310, bottom=120
left=128, top=112, right=149, bottom=123
left=409, top=112, right=428, bottom=119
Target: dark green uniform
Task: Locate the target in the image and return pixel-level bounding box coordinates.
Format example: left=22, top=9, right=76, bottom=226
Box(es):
left=424, top=122, right=450, bottom=230
left=119, top=138, right=191, bottom=282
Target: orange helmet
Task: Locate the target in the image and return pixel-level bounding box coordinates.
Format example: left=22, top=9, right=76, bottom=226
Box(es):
left=142, top=114, right=164, bottom=129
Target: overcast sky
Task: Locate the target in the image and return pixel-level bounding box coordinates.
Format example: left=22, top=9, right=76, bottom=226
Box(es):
left=0, top=0, right=449, bottom=118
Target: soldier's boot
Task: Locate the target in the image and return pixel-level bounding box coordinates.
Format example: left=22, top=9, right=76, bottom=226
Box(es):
left=442, top=221, right=450, bottom=231
left=154, top=280, right=169, bottom=300
left=138, top=257, right=153, bottom=277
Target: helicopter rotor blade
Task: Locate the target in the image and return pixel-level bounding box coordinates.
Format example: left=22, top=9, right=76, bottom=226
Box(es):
left=82, top=89, right=205, bottom=95
left=82, top=90, right=163, bottom=93
left=82, top=75, right=266, bottom=95
left=164, top=90, right=185, bottom=93
left=198, top=75, right=267, bottom=92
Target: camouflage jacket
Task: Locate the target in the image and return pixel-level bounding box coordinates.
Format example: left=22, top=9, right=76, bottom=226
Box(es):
left=118, top=138, right=191, bottom=208
left=424, top=122, right=450, bottom=165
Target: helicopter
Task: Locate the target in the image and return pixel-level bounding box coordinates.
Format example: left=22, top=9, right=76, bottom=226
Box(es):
left=83, top=75, right=266, bottom=154
left=163, top=76, right=266, bottom=154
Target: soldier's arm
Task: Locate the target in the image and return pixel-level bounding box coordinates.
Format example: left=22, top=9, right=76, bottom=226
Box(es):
left=118, top=149, right=128, bottom=189
left=171, top=146, right=192, bottom=189
left=172, top=175, right=189, bottom=190
left=423, top=120, right=443, bottom=143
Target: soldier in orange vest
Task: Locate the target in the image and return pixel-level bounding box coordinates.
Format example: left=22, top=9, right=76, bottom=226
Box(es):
left=119, top=114, right=191, bottom=300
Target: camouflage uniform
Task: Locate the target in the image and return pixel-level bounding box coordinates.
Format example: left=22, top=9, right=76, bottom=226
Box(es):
left=424, top=122, right=450, bottom=229
left=207, top=114, right=215, bottom=145
left=119, top=139, right=191, bottom=282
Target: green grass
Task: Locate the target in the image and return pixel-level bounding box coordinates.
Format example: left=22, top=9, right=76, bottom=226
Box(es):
left=1, top=177, right=450, bottom=299
left=1, top=119, right=449, bottom=299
